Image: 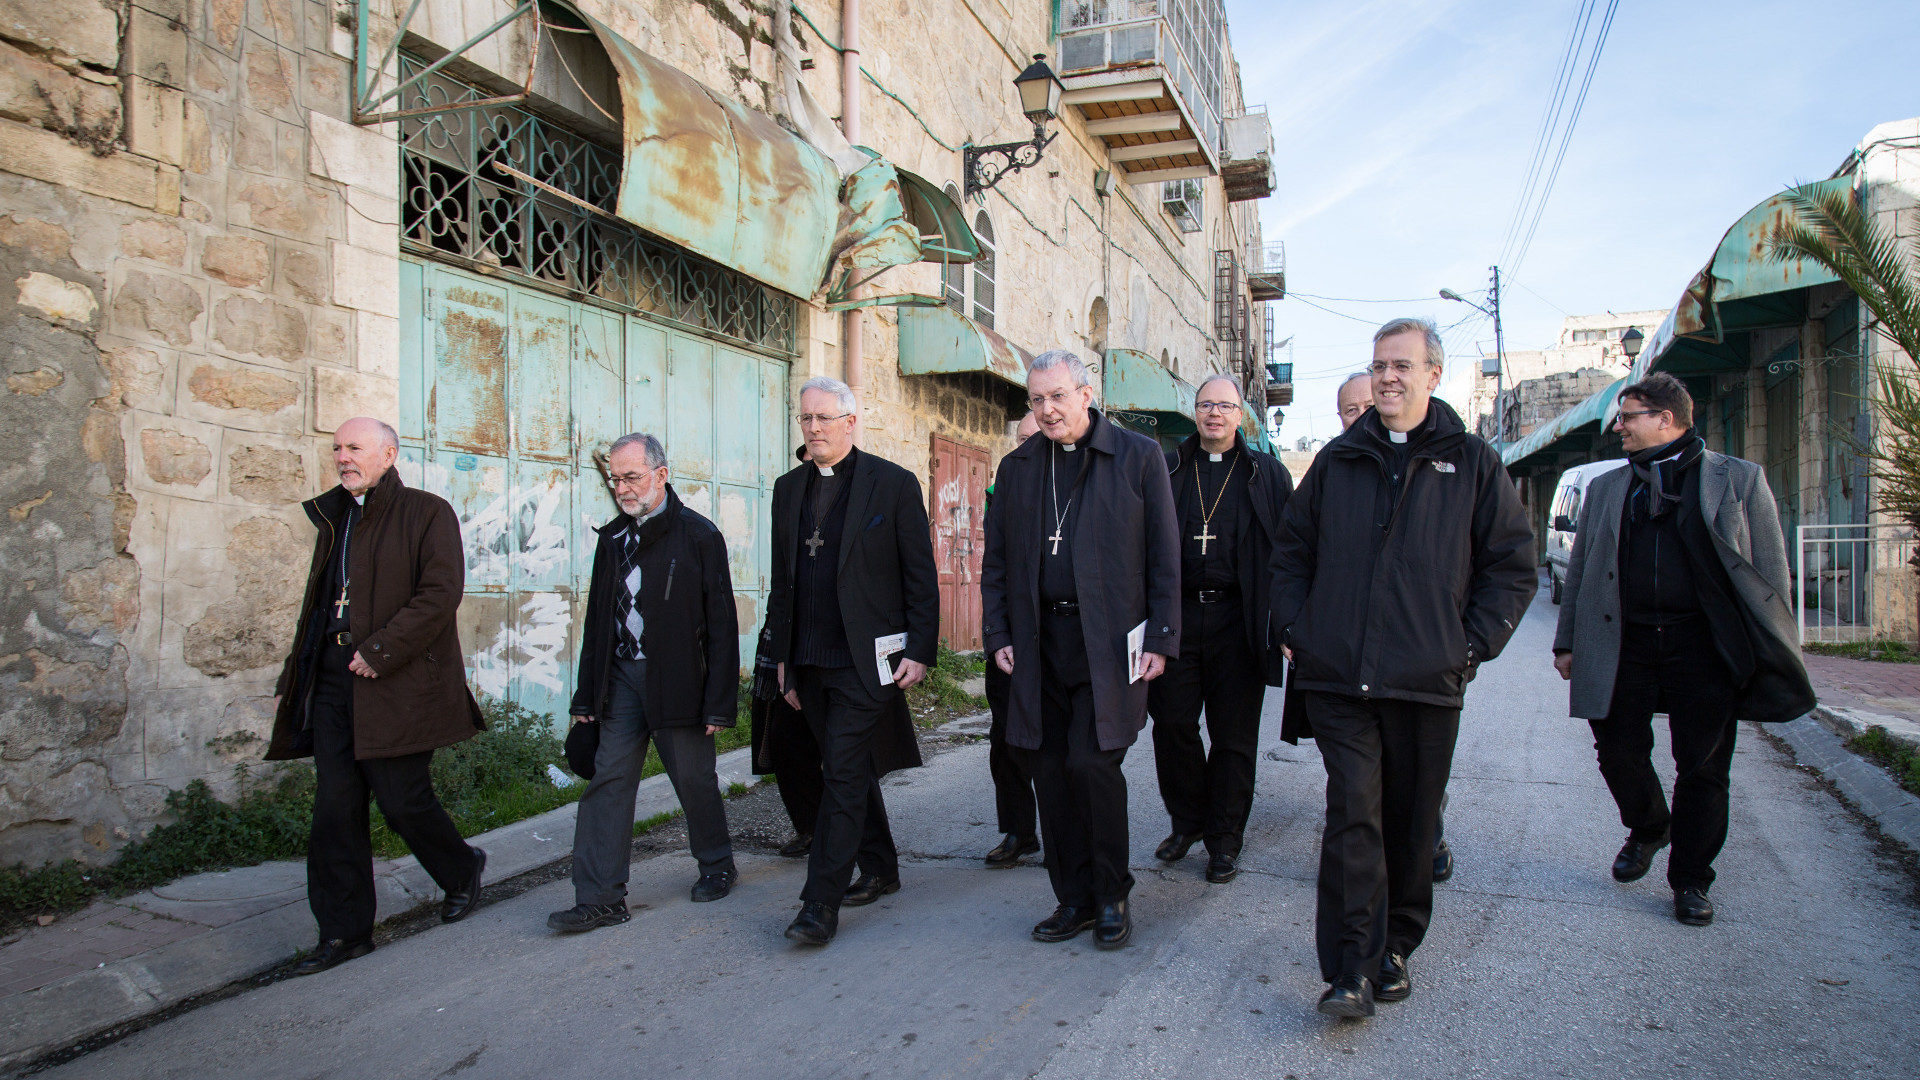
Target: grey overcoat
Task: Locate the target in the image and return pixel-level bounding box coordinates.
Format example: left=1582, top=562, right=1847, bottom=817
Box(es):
left=1552, top=450, right=1814, bottom=724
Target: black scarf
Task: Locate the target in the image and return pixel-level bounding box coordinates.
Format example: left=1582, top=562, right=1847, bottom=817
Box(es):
left=1627, top=431, right=1704, bottom=523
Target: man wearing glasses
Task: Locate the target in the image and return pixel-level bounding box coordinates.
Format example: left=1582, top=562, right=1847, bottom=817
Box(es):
left=1270, top=318, right=1534, bottom=1016
left=982, top=351, right=1181, bottom=949
left=548, top=432, right=740, bottom=933
left=768, top=377, right=939, bottom=946
left=1147, top=375, right=1292, bottom=885
left=1554, top=373, right=1811, bottom=927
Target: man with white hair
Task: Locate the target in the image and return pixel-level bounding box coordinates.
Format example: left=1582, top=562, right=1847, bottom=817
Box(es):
left=982, top=351, right=1181, bottom=949
left=767, top=376, right=939, bottom=946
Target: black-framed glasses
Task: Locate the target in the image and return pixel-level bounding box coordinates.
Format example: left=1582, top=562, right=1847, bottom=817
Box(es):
left=1195, top=401, right=1240, bottom=415
left=1612, top=408, right=1662, bottom=426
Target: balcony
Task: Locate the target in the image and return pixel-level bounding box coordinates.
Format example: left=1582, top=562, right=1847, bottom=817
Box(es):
left=1221, top=105, right=1275, bottom=202
left=1246, top=240, right=1285, bottom=301
left=1265, top=361, right=1293, bottom=407
left=1056, top=0, right=1226, bottom=186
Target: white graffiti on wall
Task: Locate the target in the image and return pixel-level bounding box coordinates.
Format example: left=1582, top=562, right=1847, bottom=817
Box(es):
left=470, top=591, right=573, bottom=697
left=405, top=458, right=573, bottom=582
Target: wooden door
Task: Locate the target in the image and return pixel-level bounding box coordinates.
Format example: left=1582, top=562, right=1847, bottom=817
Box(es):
left=930, top=436, right=989, bottom=651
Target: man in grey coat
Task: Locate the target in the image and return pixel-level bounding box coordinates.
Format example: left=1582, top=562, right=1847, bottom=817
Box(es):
left=1554, top=372, right=1814, bottom=927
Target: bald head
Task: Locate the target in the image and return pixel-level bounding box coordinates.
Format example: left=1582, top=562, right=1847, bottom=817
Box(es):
left=332, top=416, right=399, bottom=496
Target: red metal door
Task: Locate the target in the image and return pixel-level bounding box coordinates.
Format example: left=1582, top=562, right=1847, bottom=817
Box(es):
left=930, top=436, right=988, bottom=650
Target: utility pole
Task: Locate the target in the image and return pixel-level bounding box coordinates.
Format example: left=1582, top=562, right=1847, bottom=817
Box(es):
left=1489, top=265, right=1507, bottom=442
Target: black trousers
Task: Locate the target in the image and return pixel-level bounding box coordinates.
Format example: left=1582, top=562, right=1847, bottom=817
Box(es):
left=794, top=664, right=898, bottom=906
left=1590, top=619, right=1740, bottom=891
left=763, top=695, right=824, bottom=837
left=307, top=644, right=474, bottom=942
left=1014, top=609, right=1132, bottom=909
left=1307, top=691, right=1458, bottom=984
left=985, top=660, right=1037, bottom=839
left=1147, top=596, right=1264, bottom=857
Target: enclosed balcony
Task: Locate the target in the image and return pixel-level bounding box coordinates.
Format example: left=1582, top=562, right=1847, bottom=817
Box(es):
left=1056, top=0, right=1226, bottom=186
left=1266, top=361, right=1293, bottom=407
left=1222, top=104, right=1275, bottom=202
left=1246, top=240, right=1285, bottom=301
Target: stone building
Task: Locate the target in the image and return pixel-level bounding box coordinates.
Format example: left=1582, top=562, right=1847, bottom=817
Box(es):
left=1463, top=309, right=1665, bottom=442
left=0, top=0, right=1283, bottom=863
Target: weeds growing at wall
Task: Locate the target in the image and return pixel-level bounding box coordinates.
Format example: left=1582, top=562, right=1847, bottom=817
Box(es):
left=905, top=646, right=989, bottom=728
left=1803, top=640, right=1919, bottom=664
left=1848, top=724, right=1920, bottom=797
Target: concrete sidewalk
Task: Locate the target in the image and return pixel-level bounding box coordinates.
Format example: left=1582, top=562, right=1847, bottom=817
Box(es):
left=0, top=746, right=762, bottom=1069
left=1786, top=652, right=1920, bottom=860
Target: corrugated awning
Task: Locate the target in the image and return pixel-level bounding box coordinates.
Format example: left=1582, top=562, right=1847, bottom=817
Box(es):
left=1240, top=400, right=1273, bottom=455
left=1630, top=178, right=1851, bottom=385
left=896, top=169, right=979, bottom=264
left=897, top=303, right=1033, bottom=389
left=589, top=16, right=840, bottom=299
left=1103, top=348, right=1197, bottom=436
left=1501, top=378, right=1626, bottom=471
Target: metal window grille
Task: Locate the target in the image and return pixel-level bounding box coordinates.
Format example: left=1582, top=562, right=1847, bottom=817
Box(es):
left=971, top=211, right=996, bottom=329
left=395, top=53, right=795, bottom=354
left=1213, top=250, right=1239, bottom=341
left=941, top=183, right=967, bottom=309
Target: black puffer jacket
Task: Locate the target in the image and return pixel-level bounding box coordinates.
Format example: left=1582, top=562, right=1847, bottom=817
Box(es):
left=1269, top=399, right=1535, bottom=710
left=571, top=485, right=739, bottom=728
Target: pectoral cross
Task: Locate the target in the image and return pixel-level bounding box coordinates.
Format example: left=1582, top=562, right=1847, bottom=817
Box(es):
left=1049, top=527, right=1065, bottom=555
left=333, top=587, right=349, bottom=618
left=804, top=527, right=825, bottom=558
left=1193, top=527, right=1216, bottom=555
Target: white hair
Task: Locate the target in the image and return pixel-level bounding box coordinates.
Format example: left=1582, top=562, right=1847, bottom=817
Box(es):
left=607, top=432, right=666, bottom=470
left=799, top=375, right=857, bottom=415
left=1339, top=371, right=1372, bottom=391
left=1029, top=349, right=1092, bottom=388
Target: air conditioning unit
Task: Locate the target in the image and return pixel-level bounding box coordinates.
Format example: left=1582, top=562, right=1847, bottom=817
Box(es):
left=1161, top=179, right=1203, bottom=234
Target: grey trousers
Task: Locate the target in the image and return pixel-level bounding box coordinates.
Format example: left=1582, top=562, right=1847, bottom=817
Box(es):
left=572, top=658, right=734, bottom=905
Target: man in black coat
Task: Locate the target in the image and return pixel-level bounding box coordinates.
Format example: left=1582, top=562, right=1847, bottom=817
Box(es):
left=1148, top=375, right=1292, bottom=885
left=547, top=433, right=740, bottom=934
left=982, top=412, right=1042, bottom=869
left=1270, top=318, right=1535, bottom=1017
left=767, top=376, right=938, bottom=946
left=983, top=350, right=1181, bottom=950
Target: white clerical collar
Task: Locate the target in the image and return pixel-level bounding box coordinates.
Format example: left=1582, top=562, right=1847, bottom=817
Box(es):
left=1208, top=452, right=1224, bottom=462
left=1061, top=442, right=1077, bottom=452
left=352, top=492, right=366, bottom=505
left=816, top=464, right=834, bottom=476
left=1388, top=429, right=1409, bottom=444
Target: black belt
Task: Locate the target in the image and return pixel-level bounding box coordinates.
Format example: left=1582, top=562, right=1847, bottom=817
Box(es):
left=1045, top=600, right=1079, bottom=615
left=326, top=631, right=353, bottom=647
left=1189, top=589, right=1237, bottom=604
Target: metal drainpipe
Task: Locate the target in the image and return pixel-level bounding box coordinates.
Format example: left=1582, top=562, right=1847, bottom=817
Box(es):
left=840, top=0, right=864, bottom=403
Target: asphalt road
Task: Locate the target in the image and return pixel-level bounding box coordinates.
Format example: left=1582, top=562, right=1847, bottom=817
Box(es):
left=44, top=582, right=1920, bottom=1080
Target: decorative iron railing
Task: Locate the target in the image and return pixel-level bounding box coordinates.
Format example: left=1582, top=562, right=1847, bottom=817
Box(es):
left=395, top=54, right=797, bottom=354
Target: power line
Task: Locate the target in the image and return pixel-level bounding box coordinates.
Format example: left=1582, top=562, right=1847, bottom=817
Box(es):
left=1285, top=295, right=1396, bottom=325
left=1495, top=0, right=1594, bottom=267
left=1289, top=291, right=1463, bottom=305
left=1503, top=0, right=1621, bottom=283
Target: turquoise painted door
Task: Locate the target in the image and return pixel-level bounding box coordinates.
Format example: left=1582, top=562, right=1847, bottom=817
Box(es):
left=397, top=260, right=788, bottom=724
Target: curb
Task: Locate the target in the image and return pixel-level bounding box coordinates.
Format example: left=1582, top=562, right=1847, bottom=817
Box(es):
left=0, top=745, right=758, bottom=1071
left=1776, top=709, right=1920, bottom=860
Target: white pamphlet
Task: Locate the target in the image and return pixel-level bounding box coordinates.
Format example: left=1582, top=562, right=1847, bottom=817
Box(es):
left=1127, top=620, right=1147, bottom=683
left=875, top=632, right=909, bottom=685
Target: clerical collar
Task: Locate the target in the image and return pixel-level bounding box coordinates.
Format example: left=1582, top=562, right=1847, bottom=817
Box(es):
left=1208, top=452, right=1225, bottom=462
left=351, top=491, right=366, bottom=505
left=628, top=496, right=668, bottom=524
left=1388, top=430, right=1408, bottom=444
left=816, top=464, right=834, bottom=476
left=1059, top=442, right=1077, bottom=452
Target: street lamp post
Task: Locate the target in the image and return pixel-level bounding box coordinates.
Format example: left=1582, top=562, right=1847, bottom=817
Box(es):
left=963, top=55, right=1065, bottom=198
left=1440, top=265, right=1507, bottom=441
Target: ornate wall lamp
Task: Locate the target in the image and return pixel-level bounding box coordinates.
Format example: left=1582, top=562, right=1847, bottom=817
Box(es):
left=964, top=54, right=1065, bottom=198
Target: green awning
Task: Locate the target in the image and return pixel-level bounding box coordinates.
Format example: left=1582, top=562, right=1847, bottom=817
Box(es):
left=896, top=169, right=980, bottom=264
left=1102, top=348, right=1197, bottom=436
left=1501, top=378, right=1625, bottom=471
left=897, top=303, right=1032, bottom=389
left=1240, top=400, right=1273, bottom=454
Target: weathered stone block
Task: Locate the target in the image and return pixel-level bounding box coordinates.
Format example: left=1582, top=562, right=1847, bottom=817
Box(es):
left=182, top=515, right=303, bottom=675
left=211, top=293, right=307, bottom=361
left=200, top=233, right=270, bottom=286
left=229, top=175, right=329, bottom=241
left=0, top=215, right=73, bottom=263
left=183, top=100, right=214, bottom=174
left=0, top=42, right=122, bottom=146
left=111, top=269, right=204, bottom=346
left=99, top=340, right=170, bottom=406
left=125, top=78, right=187, bottom=166
left=260, top=0, right=300, bottom=42
left=61, top=555, right=140, bottom=635
left=135, top=0, right=190, bottom=24
left=186, top=359, right=300, bottom=414
left=120, top=217, right=188, bottom=266
left=208, top=0, right=245, bottom=54
left=231, top=109, right=277, bottom=172
left=7, top=367, right=64, bottom=395
left=357, top=310, right=398, bottom=378
left=140, top=427, right=212, bottom=485
left=0, top=0, right=120, bottom=70
left=276, top=242, right=327, bottom=301
left=0, top=118, right=176, bottom=211
left=306, top=53, right=347, bottom=118
left=330, top=241, right=398, bottom=317
left=345, top=191, right=398, bottom=249
left=310, top=304, right=351, bottom=366
left=312, top=365, right=397, bottom=433
left=308, top=110, right=398, bottom=200
left=190, top=43, right=232, bottom=94
left=241, top=42, right=296, bottom=118
left=15, top=271, right=98, bottom=324
left=226, top=443, right=305, bottom=504
left=127, top=9, right=190, bottom=89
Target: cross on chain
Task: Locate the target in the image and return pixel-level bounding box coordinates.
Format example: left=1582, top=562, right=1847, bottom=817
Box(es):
left=804, top=528, right=825, bottom=558
left=334, top=589, right=349, bottom=618
left=1192, top=528, right=1216, bottom=555
left=1049, top=527, right=1065, bottom=556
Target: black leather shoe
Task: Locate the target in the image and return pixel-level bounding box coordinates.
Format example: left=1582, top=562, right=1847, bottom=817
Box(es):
left=291, top=937, right=373, bottom=976
left=1432, top=840, right=1454, bottom=883
left=1093, top=900, right=1132, bottom=950
left=1317, top=973, right=1375, bottom=1018
left=691, top=869, right=736, bottom=903
left=1205, top=852, right=1239, bottom=883
left=784, top=901, right=838, bottom=945
left=1675, top=886, right=1714, bottom=926
left=1031, top=904, right=1096, bottom=943
left=842, top=874, right=901, bottom=906
left=441, top=847, right=486, bottom=923
left=1612, top=834, right=1669, bottom=882
left=547, top=902, right=630, bottom=933
left=1155, top=832, right=1200, bottom=862
left=985, top=833, right=1040, bottom=868
left=778, top=833, right=813, bottom=858
left=1375, top=951, right=1411, bottom=1002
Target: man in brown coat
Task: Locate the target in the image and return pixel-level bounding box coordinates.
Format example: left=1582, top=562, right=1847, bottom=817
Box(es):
left=268, top=416, right=485, bottom=975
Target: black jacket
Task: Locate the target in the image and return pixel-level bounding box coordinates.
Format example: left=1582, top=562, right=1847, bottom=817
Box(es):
left=570, top=485, right=739, bottom=728
left=765, top=447, right=940, bottom=698
left=983, top=409, right=1182, bottom=751
left=1270, top=399, right=1535, bottom=720
left=1164, top=430, right=1294, bottom=685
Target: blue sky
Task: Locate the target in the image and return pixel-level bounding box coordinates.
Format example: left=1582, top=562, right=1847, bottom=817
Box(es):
left=1228, top=0, right=1920, bottom=444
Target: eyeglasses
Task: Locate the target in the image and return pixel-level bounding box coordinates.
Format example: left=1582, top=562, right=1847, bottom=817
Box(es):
left=1195, top=401, right=1239, bottom=415
left=1026, top=389, right=1081, bottom=410
left=1612, top=409, right=1662, bottom=426
left=795, top=412, right=852, bottom=428
left=1366, top=360, right=1428, bottom=376
left=606, top=473, right=655, bottom=490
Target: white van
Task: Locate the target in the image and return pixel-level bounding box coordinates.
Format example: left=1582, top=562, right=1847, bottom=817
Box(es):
left=1545, top=459, right=1628, bottom=604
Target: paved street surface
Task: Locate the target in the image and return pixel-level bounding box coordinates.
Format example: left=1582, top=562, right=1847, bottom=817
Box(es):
left=42, top=584, right=1920, bottom=1080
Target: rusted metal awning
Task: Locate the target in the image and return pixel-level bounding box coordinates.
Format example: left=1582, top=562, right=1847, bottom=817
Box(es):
left=1103, top=348, right=1197, bottom=435
left=1239, top=400, right=1273, bottom=454
left=825, top=158, right=982, bottom=305
left=1630, top=178, right=1852, bottom=387
left=1502, top=378, right=1625, bottom=472
left=588, top=15, right=839, bottom=300
left=897, top=303, right=1033, bottom=389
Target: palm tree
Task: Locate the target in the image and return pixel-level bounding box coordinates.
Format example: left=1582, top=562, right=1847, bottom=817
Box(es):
left=1766, top=182, right=1920, bottom=556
